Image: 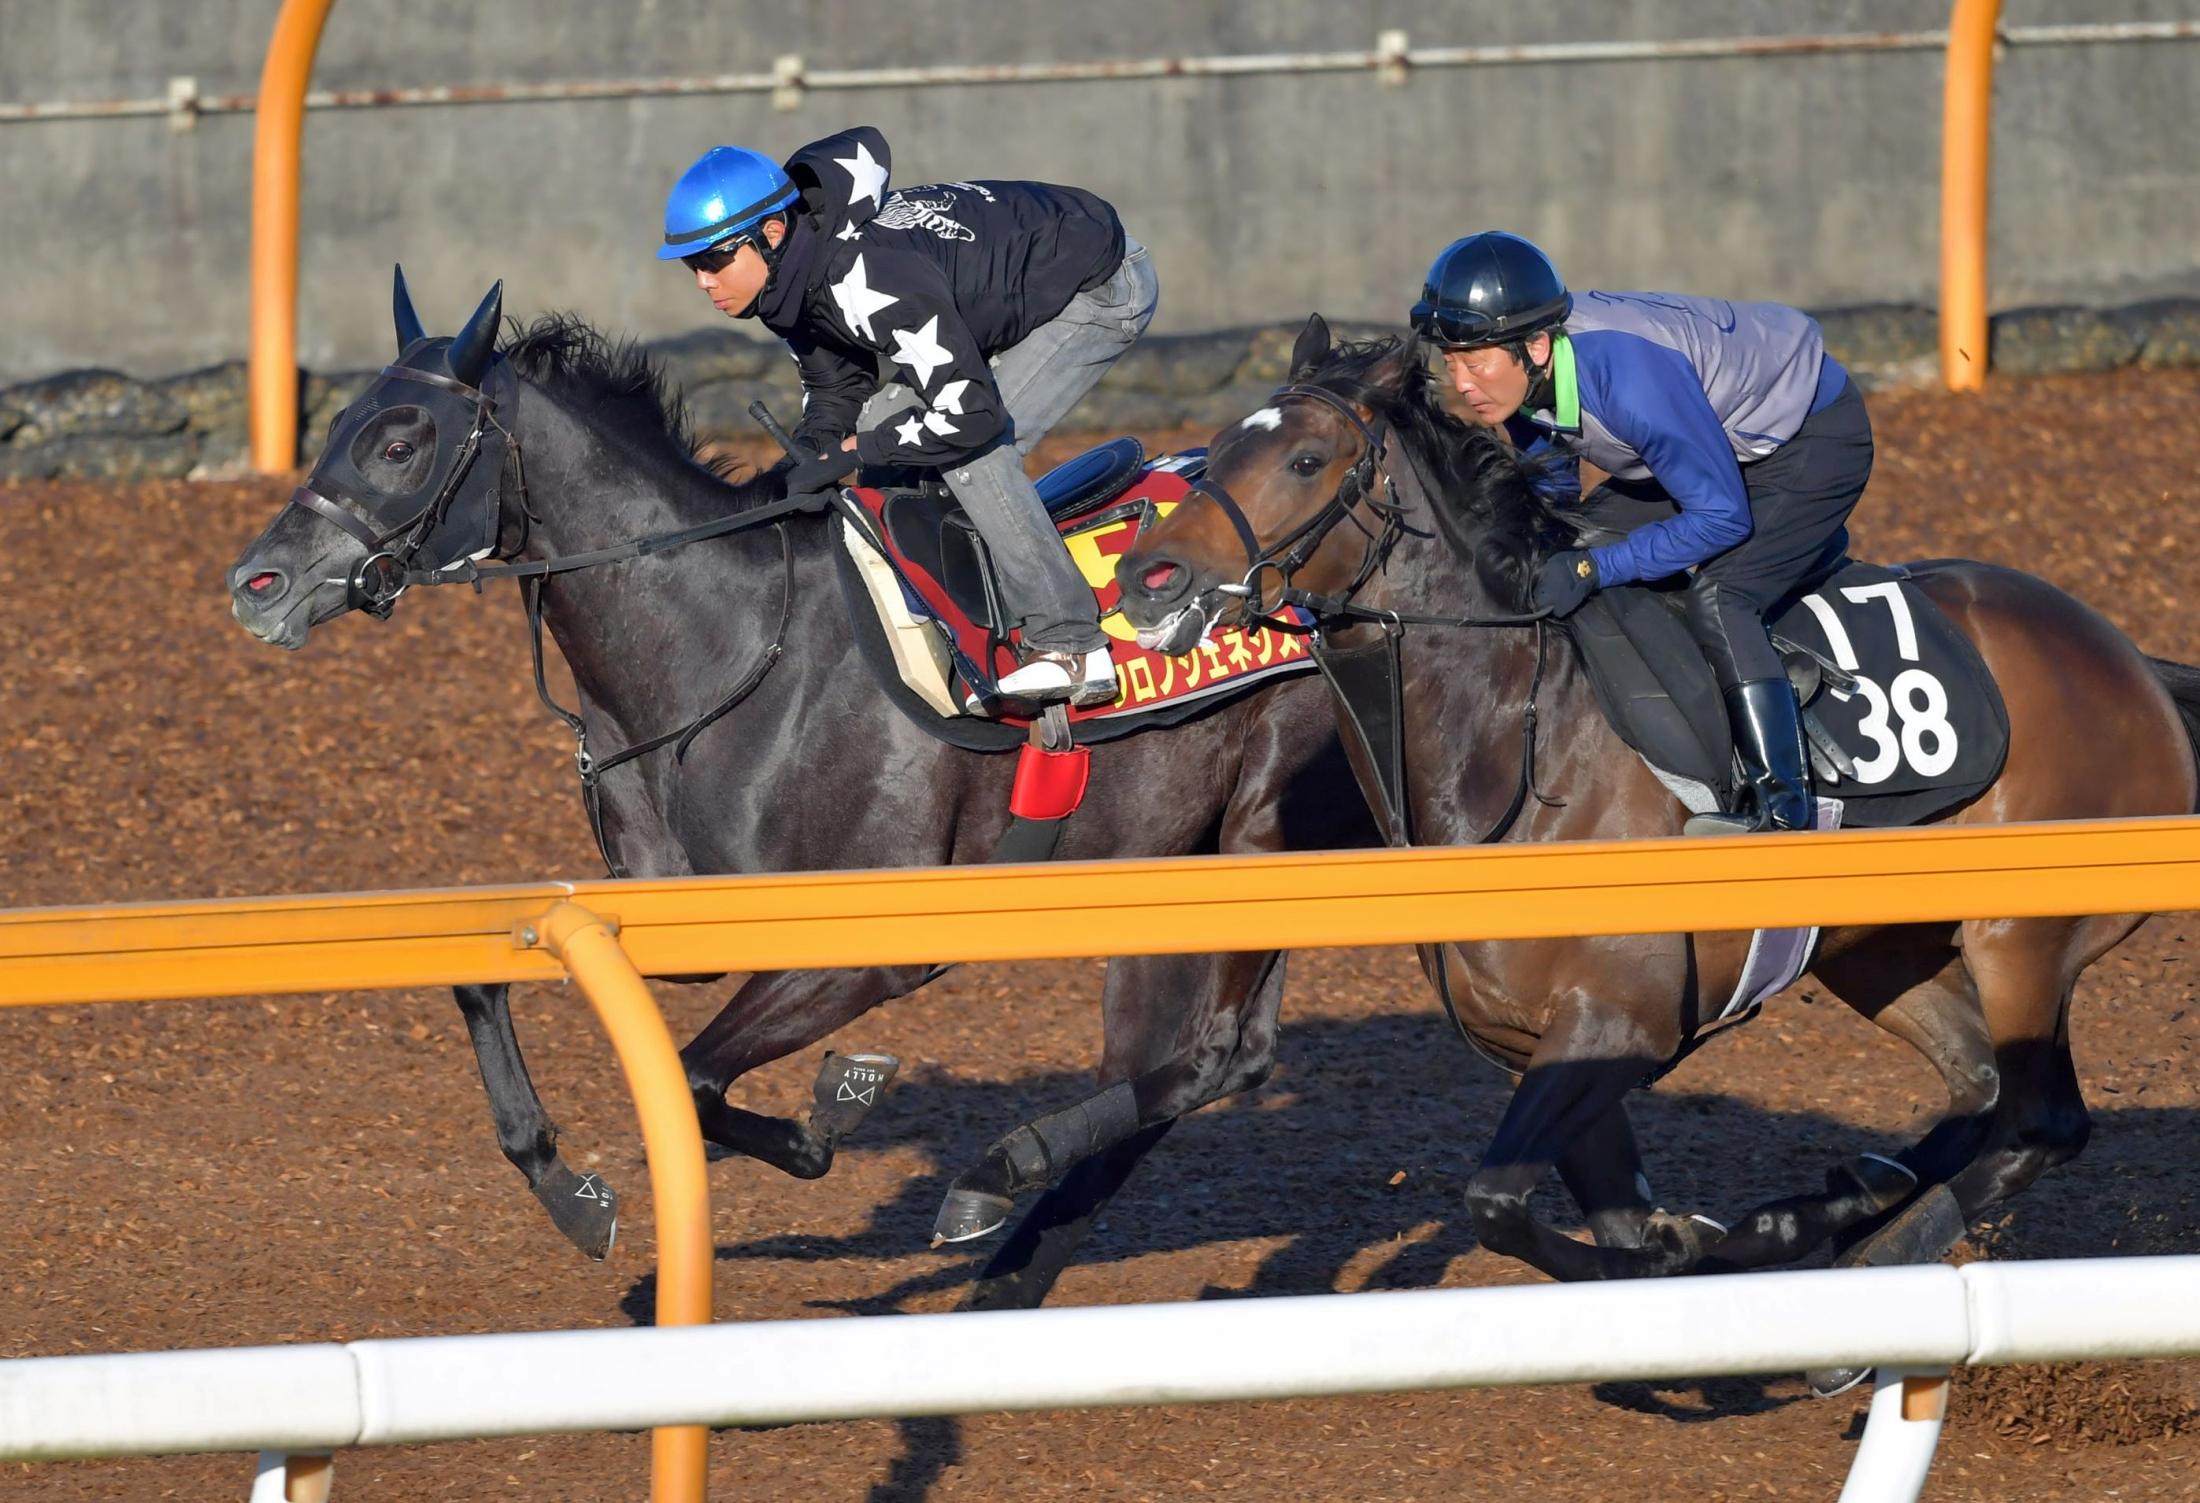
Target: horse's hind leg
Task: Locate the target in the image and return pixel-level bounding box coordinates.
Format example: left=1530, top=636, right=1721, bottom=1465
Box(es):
left=680, top=965, right=929, bottom=1179
left=1897, top=916, right=2120, bottom=1231
left=936, top=948, right=1288, bottom=1260
left=453, top=983, right=620, bottom=1259
left=1697, top=935, right=2001, bottom=1273
left=955, top=1123, right=1175, bottom=1311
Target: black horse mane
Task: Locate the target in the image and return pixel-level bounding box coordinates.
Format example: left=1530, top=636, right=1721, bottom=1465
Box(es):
left=500, top=313, right=764, bottom=490
left=1304, top=335, right=1577, bottom=609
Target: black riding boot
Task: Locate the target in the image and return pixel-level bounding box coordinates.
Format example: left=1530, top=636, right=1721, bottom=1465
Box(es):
left=1683, top=679, right=1817, bottom=835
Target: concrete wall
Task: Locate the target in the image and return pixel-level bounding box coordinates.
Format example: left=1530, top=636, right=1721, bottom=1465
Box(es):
left=3, top=0, right=2198, bottom=383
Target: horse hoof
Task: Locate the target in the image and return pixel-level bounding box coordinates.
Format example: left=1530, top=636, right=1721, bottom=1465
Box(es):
left=811, top=1051, right=900, bottom=1143
left=1643, top=1209, right=1726, bottom=1269
left=932, top=1189, right=1014, bottom=1247
left=1807, top=1363, right=1873, bottom=1400
left=1837, top=1183, right=1966, bottom=1270
left=532, top=1166, right=619, bottom=1261
left=1827, top=1152, right=1918, bottom=1216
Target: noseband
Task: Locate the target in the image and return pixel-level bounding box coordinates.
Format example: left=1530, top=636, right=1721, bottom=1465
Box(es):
left=1184, top=382, right=1418, bottom=624
left=285, top=361, right=514, bottom=619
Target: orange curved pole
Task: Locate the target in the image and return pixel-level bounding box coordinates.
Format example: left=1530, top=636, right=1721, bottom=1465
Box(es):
left=534, top=902, right=712, bottom=1503
left=1940, top=0, right=2002, bottom=392
left=249, top=0, right=338, bottom=472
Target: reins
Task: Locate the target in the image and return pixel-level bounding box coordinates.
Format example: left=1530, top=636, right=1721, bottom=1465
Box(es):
left=298, top=356, right=829, bottom=878
left=1186, top=373, right=1566, bottom=1070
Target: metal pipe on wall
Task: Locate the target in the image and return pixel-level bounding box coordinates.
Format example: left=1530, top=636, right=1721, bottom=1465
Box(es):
left=248, top=0, right=337, bottom=473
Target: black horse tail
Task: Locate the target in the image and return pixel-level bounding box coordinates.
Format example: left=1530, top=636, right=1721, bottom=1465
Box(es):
left=2148, top=657, right=2200, bottom=806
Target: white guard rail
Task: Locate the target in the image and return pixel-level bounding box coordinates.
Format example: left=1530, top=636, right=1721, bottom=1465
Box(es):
left=4, top=1256, right=2196, bottom=1500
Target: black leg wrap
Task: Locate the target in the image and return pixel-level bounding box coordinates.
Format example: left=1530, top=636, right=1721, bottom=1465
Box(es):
left=934, top=1081, right=1142, bottom=1246
left=994, top=1080, right=1142, bottom=1196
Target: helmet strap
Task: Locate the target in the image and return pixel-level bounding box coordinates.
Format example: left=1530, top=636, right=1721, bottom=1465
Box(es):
left=1512, top=338, right=1557, bottom=410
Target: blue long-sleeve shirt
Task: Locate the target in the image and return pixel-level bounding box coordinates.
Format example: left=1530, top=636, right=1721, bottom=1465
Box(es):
left=1503, top=291, right=1845, bottom=587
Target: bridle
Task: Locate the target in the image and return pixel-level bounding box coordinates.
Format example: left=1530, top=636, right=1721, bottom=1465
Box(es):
left=284, top=354, right=829, bottom=877
left=1180, top=381, right=1422, bottom=628
left=284, top=360, right=515, bottom=620
left=1169, top=373, right=1564, bottom=1071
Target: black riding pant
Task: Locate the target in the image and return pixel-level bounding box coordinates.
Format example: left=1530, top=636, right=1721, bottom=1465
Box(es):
left=1578, top=378, right=1874, bottom=688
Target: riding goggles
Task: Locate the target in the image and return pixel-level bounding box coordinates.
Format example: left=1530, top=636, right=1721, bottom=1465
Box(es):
left=1408, top=299, right=1508, bottom=350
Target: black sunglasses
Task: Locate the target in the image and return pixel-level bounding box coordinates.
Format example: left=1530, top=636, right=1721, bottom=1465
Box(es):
left=681, top=230, right=761, bottom=275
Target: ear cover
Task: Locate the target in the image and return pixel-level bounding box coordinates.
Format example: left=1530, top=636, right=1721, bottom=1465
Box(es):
left=393, top=264, right=427, bottom=354
left=1289, top=312, right=1332, bottom=379
left=446, top=280, right=505, bottom=388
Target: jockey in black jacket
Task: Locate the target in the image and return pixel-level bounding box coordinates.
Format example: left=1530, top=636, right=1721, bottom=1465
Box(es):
left=659, top=127, right=1158, bottom=707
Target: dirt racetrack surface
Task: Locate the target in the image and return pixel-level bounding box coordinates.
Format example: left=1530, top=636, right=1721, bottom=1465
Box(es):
left=4, top=368, right=2200, bottom=1500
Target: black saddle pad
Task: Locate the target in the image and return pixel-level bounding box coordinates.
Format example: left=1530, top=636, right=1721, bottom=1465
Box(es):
left=1571, top=561, right=2009, bottom=828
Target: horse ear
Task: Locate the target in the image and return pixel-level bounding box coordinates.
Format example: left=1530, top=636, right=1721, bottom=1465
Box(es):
left=393, top=264, right=426, bottom=354
left=1371, top=331, right=1426, bottom=395
left=1289, top=313, right=1332, bottom=379
left=447, top=280, right=503, bottom=388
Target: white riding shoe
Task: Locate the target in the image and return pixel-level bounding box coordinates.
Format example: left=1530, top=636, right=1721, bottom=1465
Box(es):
left=996, top=646, right=1119, bottom=708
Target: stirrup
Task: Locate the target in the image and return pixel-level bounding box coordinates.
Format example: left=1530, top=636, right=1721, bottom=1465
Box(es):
left=997, top=646, right=1118, bottom=708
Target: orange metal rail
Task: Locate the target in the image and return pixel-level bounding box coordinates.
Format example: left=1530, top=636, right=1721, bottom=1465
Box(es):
left=1940, top=0, right=2003, bottom=391
left=248, top=0, right=337, bottom=473
left=7, top=818, right=2200, bottom=1005
left=534, top=904, right=710, bottom=1501
left=10, top=814, right=2200, bottom=1503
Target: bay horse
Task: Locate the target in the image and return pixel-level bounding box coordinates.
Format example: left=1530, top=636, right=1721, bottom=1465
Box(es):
left=1117, top=319, right=2200, bottom=1323
left=226, top=276, right=1370, bottom=1309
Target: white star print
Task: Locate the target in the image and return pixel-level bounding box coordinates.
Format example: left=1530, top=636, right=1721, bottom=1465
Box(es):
left=834, top=140, right=889, bottom=209
left=888, top=315, right=954, bottom=389
left=930, top=379, right=970, bottom=415
left=828, top=254, right=898, bottom=342
left=922, top=409, right=959, bottom=438
left=835, top=221, right=863, bottom=242
left=894, top=412, right=926, bottom=447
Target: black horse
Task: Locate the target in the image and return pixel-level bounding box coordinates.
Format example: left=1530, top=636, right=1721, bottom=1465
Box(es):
left=1119, top=321, right=2200, bottom=1322
left=227, top=275, right=1368, bottom=1308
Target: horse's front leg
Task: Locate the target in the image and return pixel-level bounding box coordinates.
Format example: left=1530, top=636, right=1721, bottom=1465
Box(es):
left=452, top=983, right=620, bottom=1259
left=1466, top=997, right=1719, bottom=1280
left=680, top=966, right=922, bottom=1179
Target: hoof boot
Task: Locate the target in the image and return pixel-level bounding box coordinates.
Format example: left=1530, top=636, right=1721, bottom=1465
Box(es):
left=532, top=1166, right=619, bottom=1261
left=811, top=1051, right=900, bottom=1143
left=1828, top=1152, right=1919, bottom=1215
left=1807, top=1363, right=1873, bottom=1400
left=932, top=1188, right=1013, bottom=1247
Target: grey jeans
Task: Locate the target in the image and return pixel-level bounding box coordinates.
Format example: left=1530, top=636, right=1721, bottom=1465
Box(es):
left=858, top=238, right=1159, bottom=652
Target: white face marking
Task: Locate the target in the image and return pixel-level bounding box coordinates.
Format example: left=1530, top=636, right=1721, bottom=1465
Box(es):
left=1241, top=407, right=1284, bottom=432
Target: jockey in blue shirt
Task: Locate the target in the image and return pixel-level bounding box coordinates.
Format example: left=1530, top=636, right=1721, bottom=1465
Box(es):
left=1410, top=231, right=1875, bottom=834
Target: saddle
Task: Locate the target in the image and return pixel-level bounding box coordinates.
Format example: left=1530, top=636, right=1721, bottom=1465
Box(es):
left=1569, top=561, right=2010, bottom=828
left=833, top=439, right=1320, bottom=750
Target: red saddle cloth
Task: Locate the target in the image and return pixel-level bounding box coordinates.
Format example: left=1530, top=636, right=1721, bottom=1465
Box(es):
left=841, top=451, right=1316, bottom=732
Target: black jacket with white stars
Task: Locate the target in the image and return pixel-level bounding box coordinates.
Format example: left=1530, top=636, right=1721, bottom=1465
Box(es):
left=753, top=126, right=1126, bottom=468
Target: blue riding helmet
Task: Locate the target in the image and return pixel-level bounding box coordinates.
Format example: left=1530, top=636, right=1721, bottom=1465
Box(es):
left=657, top=146, right=800, bottom=261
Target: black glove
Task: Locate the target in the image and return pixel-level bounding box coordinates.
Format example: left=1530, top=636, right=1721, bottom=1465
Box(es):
left=1532, top=550, right=1599, bottom=617
left=783, top=443, right=861, bottom=496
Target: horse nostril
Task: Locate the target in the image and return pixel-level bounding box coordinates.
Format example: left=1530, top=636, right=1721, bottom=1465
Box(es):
left=1141, top=561, right=1184, bottom=593
left=246, top=572, right=278, bottom=594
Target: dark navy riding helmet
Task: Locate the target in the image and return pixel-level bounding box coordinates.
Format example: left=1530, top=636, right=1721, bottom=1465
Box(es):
left=1410, top=231, right=1573, bottom=348
left=658, top=146, right=800, bottom=262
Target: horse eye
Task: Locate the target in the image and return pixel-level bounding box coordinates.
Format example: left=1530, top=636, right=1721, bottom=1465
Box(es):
left=1290, top=453, right=1324, bottom=477
left=383, top=439, right=415, bottom=463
